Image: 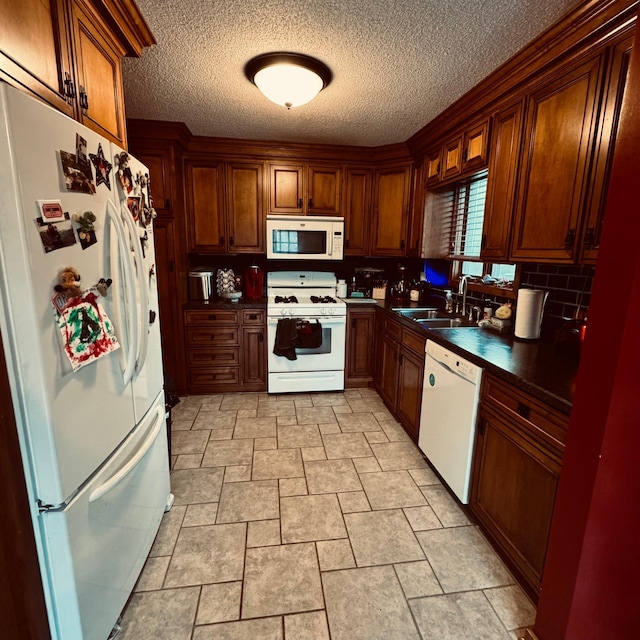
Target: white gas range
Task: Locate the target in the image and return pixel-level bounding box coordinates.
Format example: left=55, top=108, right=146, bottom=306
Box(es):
left=267, top=271, right=346, bottom=393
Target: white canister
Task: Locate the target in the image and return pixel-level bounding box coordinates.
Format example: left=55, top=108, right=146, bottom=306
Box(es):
left=337, top=279, right=348, bottom=298
left=514, top=289, right=549, bottom=340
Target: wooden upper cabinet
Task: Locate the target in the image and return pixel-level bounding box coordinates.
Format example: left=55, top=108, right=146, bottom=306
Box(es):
left=343, top=167, right=372, bottom=255
left=226, top=162, right=264, bottom=253
left=0, top=0, right=74, bottom=117
left=579, top=33, right=633, bottom=263
left=511, top=54, right=604, bottom=262
left=425, top=146, right=443, bottom=186
left=463, top=119, right=490, bottom=171
left=135, top=149, right=173, bottom=216
left=269, top=162, right=341, bottom=215
left=370, top=164, right=411, bottom=256
left=481, top=100, right=525, bottom=260
left=442, top=135, right=463, bottom=180
left=185, top=160, right=226, bottom=252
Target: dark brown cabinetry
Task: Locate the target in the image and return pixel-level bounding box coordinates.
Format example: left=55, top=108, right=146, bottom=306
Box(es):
left=185, top=159, right=264, bottom=253
left=0, top=0, right=152, bottom=147
left=470, top=373, right=568, bottom=601
left=269, top=163, right=341, bottom=216
left=343, top=167, right=372, bottom=255
left=370, top=164, right=411, bottom=256
left=345, top=307, right=376, bottom=387
left=184, top=308, right=266, bottom=393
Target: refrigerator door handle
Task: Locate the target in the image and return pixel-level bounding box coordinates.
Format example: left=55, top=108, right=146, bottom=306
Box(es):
left=106, top=199, right=138, bottom=386
left=119, top=203, right=150, bottom=376
left=88, top=405, right=164, bottom=503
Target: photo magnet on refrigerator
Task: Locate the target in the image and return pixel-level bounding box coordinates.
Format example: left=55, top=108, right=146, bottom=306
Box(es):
left=59, top=149, right=96, bottom=194
left=89, top=143, right=112, bottom=190
left=35, top=212, right=77, bottom=253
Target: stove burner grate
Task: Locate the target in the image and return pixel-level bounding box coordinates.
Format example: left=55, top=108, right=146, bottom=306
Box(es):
left=310, top=295, right=337, bottom=304
left=274, top=295, right=299, bottom=304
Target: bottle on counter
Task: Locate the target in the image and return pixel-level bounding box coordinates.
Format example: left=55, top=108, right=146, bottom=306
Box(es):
left=483, top=299, right=493, bottom=319
left=445, top=289, right=453, bottom=313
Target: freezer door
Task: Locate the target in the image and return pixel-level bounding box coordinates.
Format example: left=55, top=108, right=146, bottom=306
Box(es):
left=40, top=394, right=170, bottom=640
left=0, top=85, right=138, bottom=505
left=110, top=145, right=165, bottom=424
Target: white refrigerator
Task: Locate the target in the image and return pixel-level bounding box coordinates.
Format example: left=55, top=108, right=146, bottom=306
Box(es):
left=0, top=83, right=171, bottom=640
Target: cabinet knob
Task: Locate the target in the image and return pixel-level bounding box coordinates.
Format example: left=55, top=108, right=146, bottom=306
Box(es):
left=259, top=333, right=264, bottom=343
left=308, top=198, right=313, bottom=208
left=63, top=72, right=76, bottom=102
left=79, top=86, right=89, bottom=111
left=583, top=227, right=595, bottom=250
left=249, top=313, right=258, bottom=320
left=297, top=198, right=303, bottom=208
left=208, top=314, right=217, bottom=321
left=563, top=229, right=576, bottom=251
left=400, top=239, right=406, bottom=250
left=219, top=236, right=224, bottom=246
left=229, top=236, right=234, bottom=246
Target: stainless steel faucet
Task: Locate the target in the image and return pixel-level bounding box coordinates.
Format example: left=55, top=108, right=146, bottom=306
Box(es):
left=458, top=276, right=469, bottom=317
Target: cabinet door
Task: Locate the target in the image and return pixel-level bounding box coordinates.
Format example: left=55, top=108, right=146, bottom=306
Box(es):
left=579, top=34, right=633, bottom=263
left=242, top=326, right=266, bottom=387
left=345, top=308, right=376, bottom=386
left=470, top=408, right=561, bottom=598
left=396, top=347, right=424, bottom=442
left=425, top=146, right=443, bottom=185
left=308, top=165, right=341, bottom=215
left=269, top=164, right=304, bottom=214
left=462, top=119, right=490, bottom=171
left=481, top=100, right=525, bottom=260
left=226, top=162, right=264, bottom=253
left=442, top=136, right=463, bottom=180
left=407, top=161, right=424, bottom=257
left=371, top=165, right=411, bottom=256
left=135, top=149, right=174, bottom=217
left=343, top=167, right=371, bottom=255
left=511, top=55, right=604, bottom=262
left=378, top=334, right=399, bottom=409
left=185, top=160, right=226, bottom=252
left=70, top=0, right=127, bottom=146
left=0, top=0, right=74, bottom=117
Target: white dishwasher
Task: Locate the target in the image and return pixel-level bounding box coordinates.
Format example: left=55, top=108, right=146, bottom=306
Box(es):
left=418, top=340, right=483, bottom=504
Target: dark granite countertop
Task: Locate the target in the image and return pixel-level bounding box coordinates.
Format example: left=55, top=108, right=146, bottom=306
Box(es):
left=184, top=297, right=267, bottom=310
left=375, top=301, right=577, bottom=415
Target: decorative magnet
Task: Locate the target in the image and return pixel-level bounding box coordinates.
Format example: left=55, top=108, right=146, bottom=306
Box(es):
left=72, top=211, right=97, bottom=250
left=114, top=151, right=134, bottom=194
left=59, top=149, right=95, bottom=194
left=35, top=212, right=76, bottom=253
left=37, top=200, right=65, bottom=223
left=95, top=278, right=113, bottom=297
left=54, top=266, right=82, bottom=301
left=89, top=144, right=112, bottom=190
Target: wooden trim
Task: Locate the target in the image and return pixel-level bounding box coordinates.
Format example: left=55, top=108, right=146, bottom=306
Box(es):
left=95, top=0, right=156, bottom=56
left=127, top=119, right=193, bottom=147
left=523, top=630, right=539, bottom=640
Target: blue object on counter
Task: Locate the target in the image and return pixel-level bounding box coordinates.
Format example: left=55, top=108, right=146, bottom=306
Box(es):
left=350, top=291, right=364, bottom=298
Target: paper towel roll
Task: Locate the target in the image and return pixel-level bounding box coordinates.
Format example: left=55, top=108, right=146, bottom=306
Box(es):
left=514, top=289, right=548, bottom=340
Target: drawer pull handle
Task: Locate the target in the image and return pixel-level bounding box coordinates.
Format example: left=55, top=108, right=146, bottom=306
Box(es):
left=249, top=313, right=258, bottom=320
left=208, top=315, right=217, bottom=320
left=517, top=402, right=530, bottom=420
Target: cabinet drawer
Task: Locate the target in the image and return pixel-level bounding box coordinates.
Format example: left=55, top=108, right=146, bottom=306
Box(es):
left=242, top=309, right=265, bottom=325
left=481, top=373, right=569, bottom=448
left=186, top=327, right=239, bottom=347
left=185, top=309, right=239, bottom=325
left=384, top=318, right=403, bottom=341
left=188, top=367, right=240, bottom=386
left=187, top=348, right=239, bottom=367
left=402, top=328, right=426, bottom=357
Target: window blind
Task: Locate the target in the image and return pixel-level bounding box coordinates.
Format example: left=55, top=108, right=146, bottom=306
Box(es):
left=448, top=173, right=487, bottom=259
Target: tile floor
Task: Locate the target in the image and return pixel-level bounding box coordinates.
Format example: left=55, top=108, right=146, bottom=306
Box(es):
left=119, top=389, right=536, bottom=640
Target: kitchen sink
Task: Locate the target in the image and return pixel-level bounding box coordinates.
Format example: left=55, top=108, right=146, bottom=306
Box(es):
left=414, top=318, right=465, bottom=328
left=391, top=308, right=476, bottom=329
left=391, top=307, right=439, bottom=319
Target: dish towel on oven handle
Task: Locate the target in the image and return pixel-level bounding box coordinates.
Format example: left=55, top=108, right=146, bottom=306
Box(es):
left=273, top=318, right=299, bottom=360
left=296, top=320, right=323, bottom=349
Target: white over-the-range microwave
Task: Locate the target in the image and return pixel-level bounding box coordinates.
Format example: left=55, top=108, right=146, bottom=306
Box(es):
left=266, top=215, right=344, bottom=260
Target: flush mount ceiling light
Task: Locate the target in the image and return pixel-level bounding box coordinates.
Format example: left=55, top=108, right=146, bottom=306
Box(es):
left=244, top=52, right=332, bottom=109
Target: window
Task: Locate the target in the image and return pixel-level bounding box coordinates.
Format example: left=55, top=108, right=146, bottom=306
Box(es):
left=449, top=173, right=487, bottom=259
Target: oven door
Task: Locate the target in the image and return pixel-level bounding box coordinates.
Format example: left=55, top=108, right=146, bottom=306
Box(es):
left=267, top=315, right=346, bottom=393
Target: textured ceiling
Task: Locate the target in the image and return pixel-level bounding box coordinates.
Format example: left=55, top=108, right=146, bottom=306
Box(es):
left=123, top=0, right=582, bottom=147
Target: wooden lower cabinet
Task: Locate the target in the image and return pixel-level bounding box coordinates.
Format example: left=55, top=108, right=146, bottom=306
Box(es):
left=184, top=308, right=266, bottom=393
left=345, top=307, right=376, bottom=387
left=470, top=373, right=567, bottom=601
left=396, top=346, right=424, bottom=441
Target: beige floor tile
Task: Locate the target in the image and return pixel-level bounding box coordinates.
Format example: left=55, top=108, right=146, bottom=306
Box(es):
left=233, top=416, right=277, bottom=439
left=416, top=526, right=514, bottom=592
left=247, top=519, right=281, bottom=547
left=352, top=456, right=382, bottom=473
left=236, top=408, right=257, bottom=418
left=277, top=415, right=298, bottom=426
left=216, top=480, right=279, bottom=523
left=420, top=485, right=470, bottom=527
left=193, top=617, right=283, bottom=640
left=242, top=543, right=324, bottom=618
left=170, top=455, right=178, bottom=470
left=258, top=400, right=296, bottom=417
left=376, top=419, right=412, bottom=442
left=332, top=405, right=353, bottom=414
left=171, top=468, right=224, bottom=505
left=254, top=436, right=278, bottom=450
left=343, top=390, right=363, bottom=400
left=409, top=467, right=440, bottom=486
left=171, top=403, right=200, bottom=421
left=347, top=398, right=388, bottom=413
left=345, top=509, right=425, bottom=567
left=279, top=477, right=308, bottom=496
left=322, top=432, right=373, bottom=459
left=253, top=448, right=304, bottom=479
left=323, top=566, right=421, bottom=640
left=173, top=454, right=203, bottom=470
left=197, top=396, right=224, bottom=411
left=484, top=585, right=536, bottom=630
left=410, top=591, right=510, bottom=639
left=359, top=470, right=427, bottom=510
left=148, top=506, right=186, bottom=556
left=209, top=428, right=234, bottom=440
left=296, top=406, right=337, bottom=424
left=171, top=419, right=195, bottom=431
left=119, top=587, right=200, bottom=640
left=301, top=446, right=327, bottom=461
left=164, top=523, right=246, bottom=587
left=292, top=395, right=313, bottom=408
left=171, top=430, right=210, bottom=455
left=319, top=423, right=341, bottom=434
left=221, top=395, right=259, bottom=411
left=224, top=465, right=252, bottom=482
left=277, top=424, right=323, bottom=448
left=311, top=392, right=349, bottom=407
left=281, top=493, right=347, bottom=543
left=403, top=505, right=443, bottom=531
left=201, top=439, right=253, bottom=468
left=285, top=611, right=330, bottom=640
left=305, top=458, right=363, bottom=494
left=359, top=388, right=381, bottom=398
left=364, top=431, right=389, bottom=444
left=192, top=411, right=237, bottom=430
left=196, top=582, right=242, bottom=624
left=133, top=556, right=170, bottom=592
left=183, top=503, right=219, bottom=527
left=337, top=491, right=371, bottom=513
left=370, top=441, right=427, bottom=470
left=336, top=413, right=382, bottom=432
left=394, top=561, right=443, bottom=598
left=317, top=539, right=356, bottom=571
